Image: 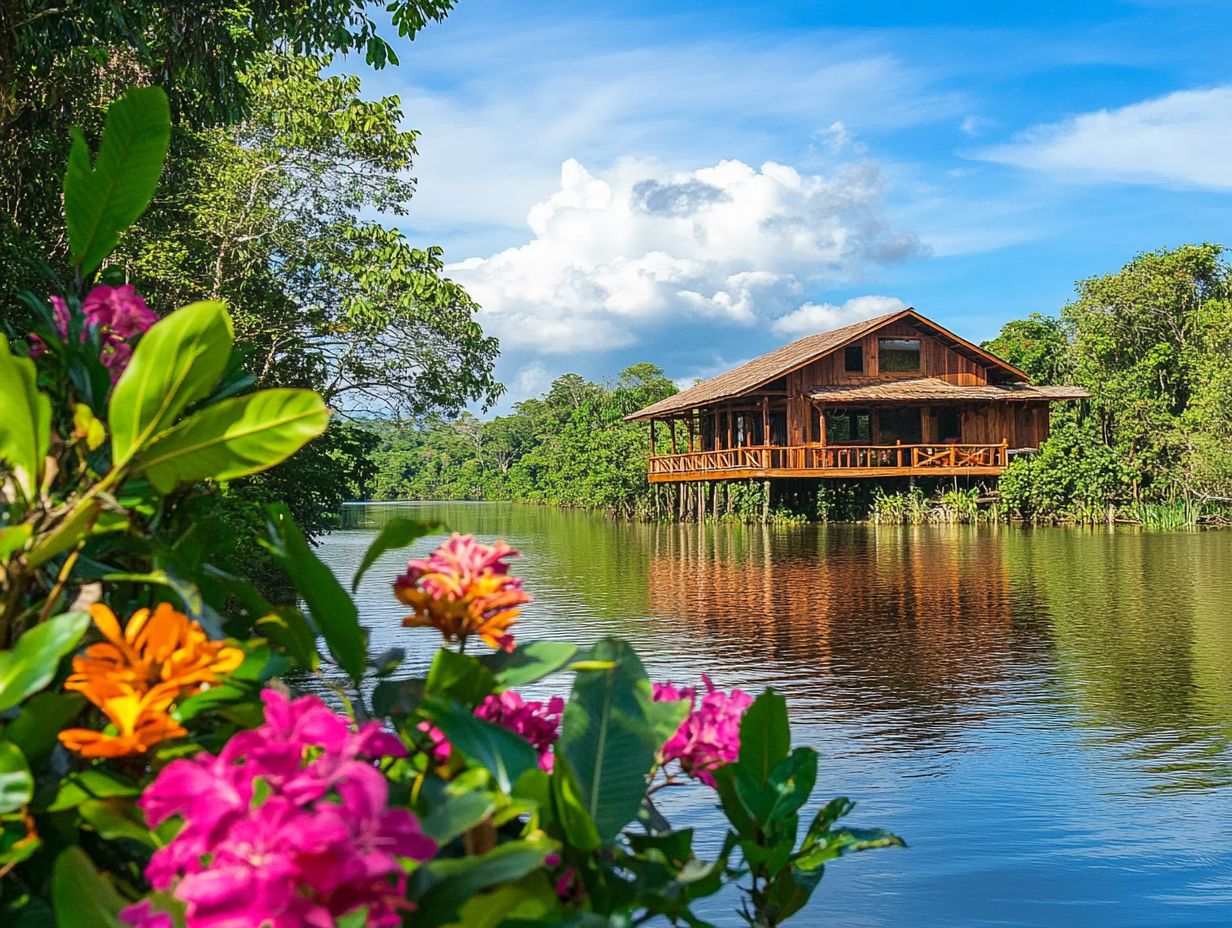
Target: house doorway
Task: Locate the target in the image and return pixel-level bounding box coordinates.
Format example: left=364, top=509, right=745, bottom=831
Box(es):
left=877, top=406, right=923, bottom=444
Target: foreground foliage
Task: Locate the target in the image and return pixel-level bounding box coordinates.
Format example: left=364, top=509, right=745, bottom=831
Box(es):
left=0, top=85, right=901, bottom=927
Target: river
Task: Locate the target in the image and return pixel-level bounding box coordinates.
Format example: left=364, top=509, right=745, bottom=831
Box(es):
left=317, top=501, right=1232, bottom=928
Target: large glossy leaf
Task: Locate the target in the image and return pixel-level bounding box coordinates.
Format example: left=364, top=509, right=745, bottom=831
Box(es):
left=52, top=846, right=124, bottom=927
left=263, top=503, right=365, bottom=683
left=109, top=301, right=233, bottom=465
left=64, top=86, right=170, bottom=276
left=351, top=516, right=439, bottom=591
left=0, top=741, right=34, bottom=813
left=738, top=688, right=790, bottom=787
left=416, top=838, right=555, bottom=928
left=0, top=335, right=51, bottom=505
left=136, top=388, right=328, bottom=492
left=0, top=612, right=90, bottom=712
left=480, top=640, right=578, bottom=689
left=4, top=693, right=85, bottom=766
left=557, top=637, right=688, bottom=841
left=426, top=649, right=497, bottom=706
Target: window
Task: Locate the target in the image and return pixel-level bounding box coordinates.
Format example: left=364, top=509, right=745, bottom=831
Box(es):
left=879, top=337, right=921, bottom=372
left=825, top=410, right=872, bottom=444
left=935, top=406, right=961, bottom=442
left=844, top=345, right=864, bottom=372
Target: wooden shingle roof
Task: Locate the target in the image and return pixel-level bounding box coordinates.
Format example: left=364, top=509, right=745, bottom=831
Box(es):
left=809, top=379, right=1089, bottom=403
left=625, top=308, right=1031, bottom=421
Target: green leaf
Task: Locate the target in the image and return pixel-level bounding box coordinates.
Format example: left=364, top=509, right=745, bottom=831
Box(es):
left=424, top=697, right=539, bottom=793
left=78, top=797, right=154, bottom=845
left=63, top=85, right=170, bottom=276
left=351, top=516, right=439, bottom=592
left=109, top=300, right=234, bottom=465
left=480, top=641, right=579, bottom=689
left=0, top=335, right=51, bottom=505
left=441, top=875, right=560, bottom=928
left=426, top=648, right=497, bottom=706
left=738, top=688, right=790, bottom=787
left=549, top=755, right=601, bottom=853
left=416, top=838, right=556, bottom=928
left=0, top=611, right=90, bottom=712
left=27, top=497, right=102, bottom=567
left=52, top=846, right=124, bottom=927
left=766, top=748, right=818, bottom=824
left=794, top=826, right=906, bottom=870
left=0, top=523, right=33, bottom=561
left=557, top=637, right=688, bottom=841
left=0, top=741, right=34, bottom=813
left=136, top=389, right=329, bottom=492
left=255, top=608, right=319, bottom=671
left=263, top=502, right=365, bottom=683
left=5, top=693, right=85, bottom=766
left=43, top=769, right=141, bottom=813
left=420, top=790, right=498, bottom=845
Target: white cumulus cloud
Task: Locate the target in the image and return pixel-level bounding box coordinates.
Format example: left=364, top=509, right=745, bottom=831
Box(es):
left=449, top=157, right=924, bottom=355
left=974, top=86, right=1232, bottom=189
left=771, top=295, right=908, bottom=336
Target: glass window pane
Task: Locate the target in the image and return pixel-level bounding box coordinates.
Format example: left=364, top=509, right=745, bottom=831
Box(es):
left=844, top=345, right=863, bottom=372
left=879, top=338, right=921, bottom=372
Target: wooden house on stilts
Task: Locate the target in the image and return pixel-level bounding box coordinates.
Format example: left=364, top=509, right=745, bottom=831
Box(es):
left=626, top=309, right=1087, bottom=486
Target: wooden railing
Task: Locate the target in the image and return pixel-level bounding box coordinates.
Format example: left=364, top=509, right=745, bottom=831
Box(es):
left=647, top=442, right=1008, bottom=477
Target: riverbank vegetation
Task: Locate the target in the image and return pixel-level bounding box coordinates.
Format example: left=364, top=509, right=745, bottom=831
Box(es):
left=370, top=245, right=1232, bottom=528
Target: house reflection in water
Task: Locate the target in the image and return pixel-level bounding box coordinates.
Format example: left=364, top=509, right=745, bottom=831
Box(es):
left=644, top=523, right=1048, bottom=750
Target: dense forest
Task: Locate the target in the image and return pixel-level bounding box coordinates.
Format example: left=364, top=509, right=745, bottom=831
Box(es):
left=1, top=1, right=495, bottom=569
left=369, top=244, right=1232, bottom=526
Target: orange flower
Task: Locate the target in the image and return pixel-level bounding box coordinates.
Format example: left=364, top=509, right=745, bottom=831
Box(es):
left=59, top=690, right=187, bottom=758
left=58, top=603, right=243, bottom=758
left=398, top=572, right=529, bottom=652
left=66, top=603, right=243, bottom=703
left=394, top=535, right=532, bottom=652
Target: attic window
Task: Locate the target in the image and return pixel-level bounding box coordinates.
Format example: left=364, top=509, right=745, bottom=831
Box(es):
left=879, top=338, right=920, bottom=372
left=844, top=345, right=863, bottom=372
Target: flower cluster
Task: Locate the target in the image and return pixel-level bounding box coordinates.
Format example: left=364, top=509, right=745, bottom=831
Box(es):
left=476, top=691, right=565, bottom=770
left=30, top=284, right=156, bottom=379
left=653, top=674, right=752, bottom=787
left=417, top=690, right=565, bottom=771
left=394, top=534, right=532, bottom=652
left=124, top=690, right=437, bottom=928
left=58, top=603, right=243, bottom=757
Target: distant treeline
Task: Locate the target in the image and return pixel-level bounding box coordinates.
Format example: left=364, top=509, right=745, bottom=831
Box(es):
left=984, top=243, right=1232, bottom=525
left=366, top=363, right=679, bottom=518
left=366, top=244, right=1232, bottom=526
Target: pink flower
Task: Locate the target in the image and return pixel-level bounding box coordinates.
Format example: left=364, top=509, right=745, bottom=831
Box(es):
left=31, top=286, right=156, bottom=381
left=653, top=674, right=752, bottom=787
left=127, top=690, right=435, bottom=928
left=82, top=284, right=157, bottom=339
left=415, top=691, right=565, bottom=771
left=475, top=691, right=565, bottom=771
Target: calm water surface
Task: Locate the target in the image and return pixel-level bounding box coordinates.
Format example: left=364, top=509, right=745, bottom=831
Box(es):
left=318, top=502, right=1232, bottom=928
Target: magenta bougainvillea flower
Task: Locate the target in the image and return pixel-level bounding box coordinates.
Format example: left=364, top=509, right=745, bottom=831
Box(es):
left=653, top=674, right=752, bottom=787
left=124, top=690, right=436, bottom=928
left=31, top=285, right=156, bottom=380
left=417, top=690, right=565, bottom=771
left=394, top=534, right=532, bottom=652
left=475, top=691, right=565, bottom=771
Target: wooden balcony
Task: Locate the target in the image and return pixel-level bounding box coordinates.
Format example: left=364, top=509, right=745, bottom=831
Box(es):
left=647, top=441, right=1008, bottom=482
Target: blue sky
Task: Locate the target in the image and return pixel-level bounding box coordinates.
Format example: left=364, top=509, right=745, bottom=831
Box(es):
left=358, top=0, right=1231, bottom=409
